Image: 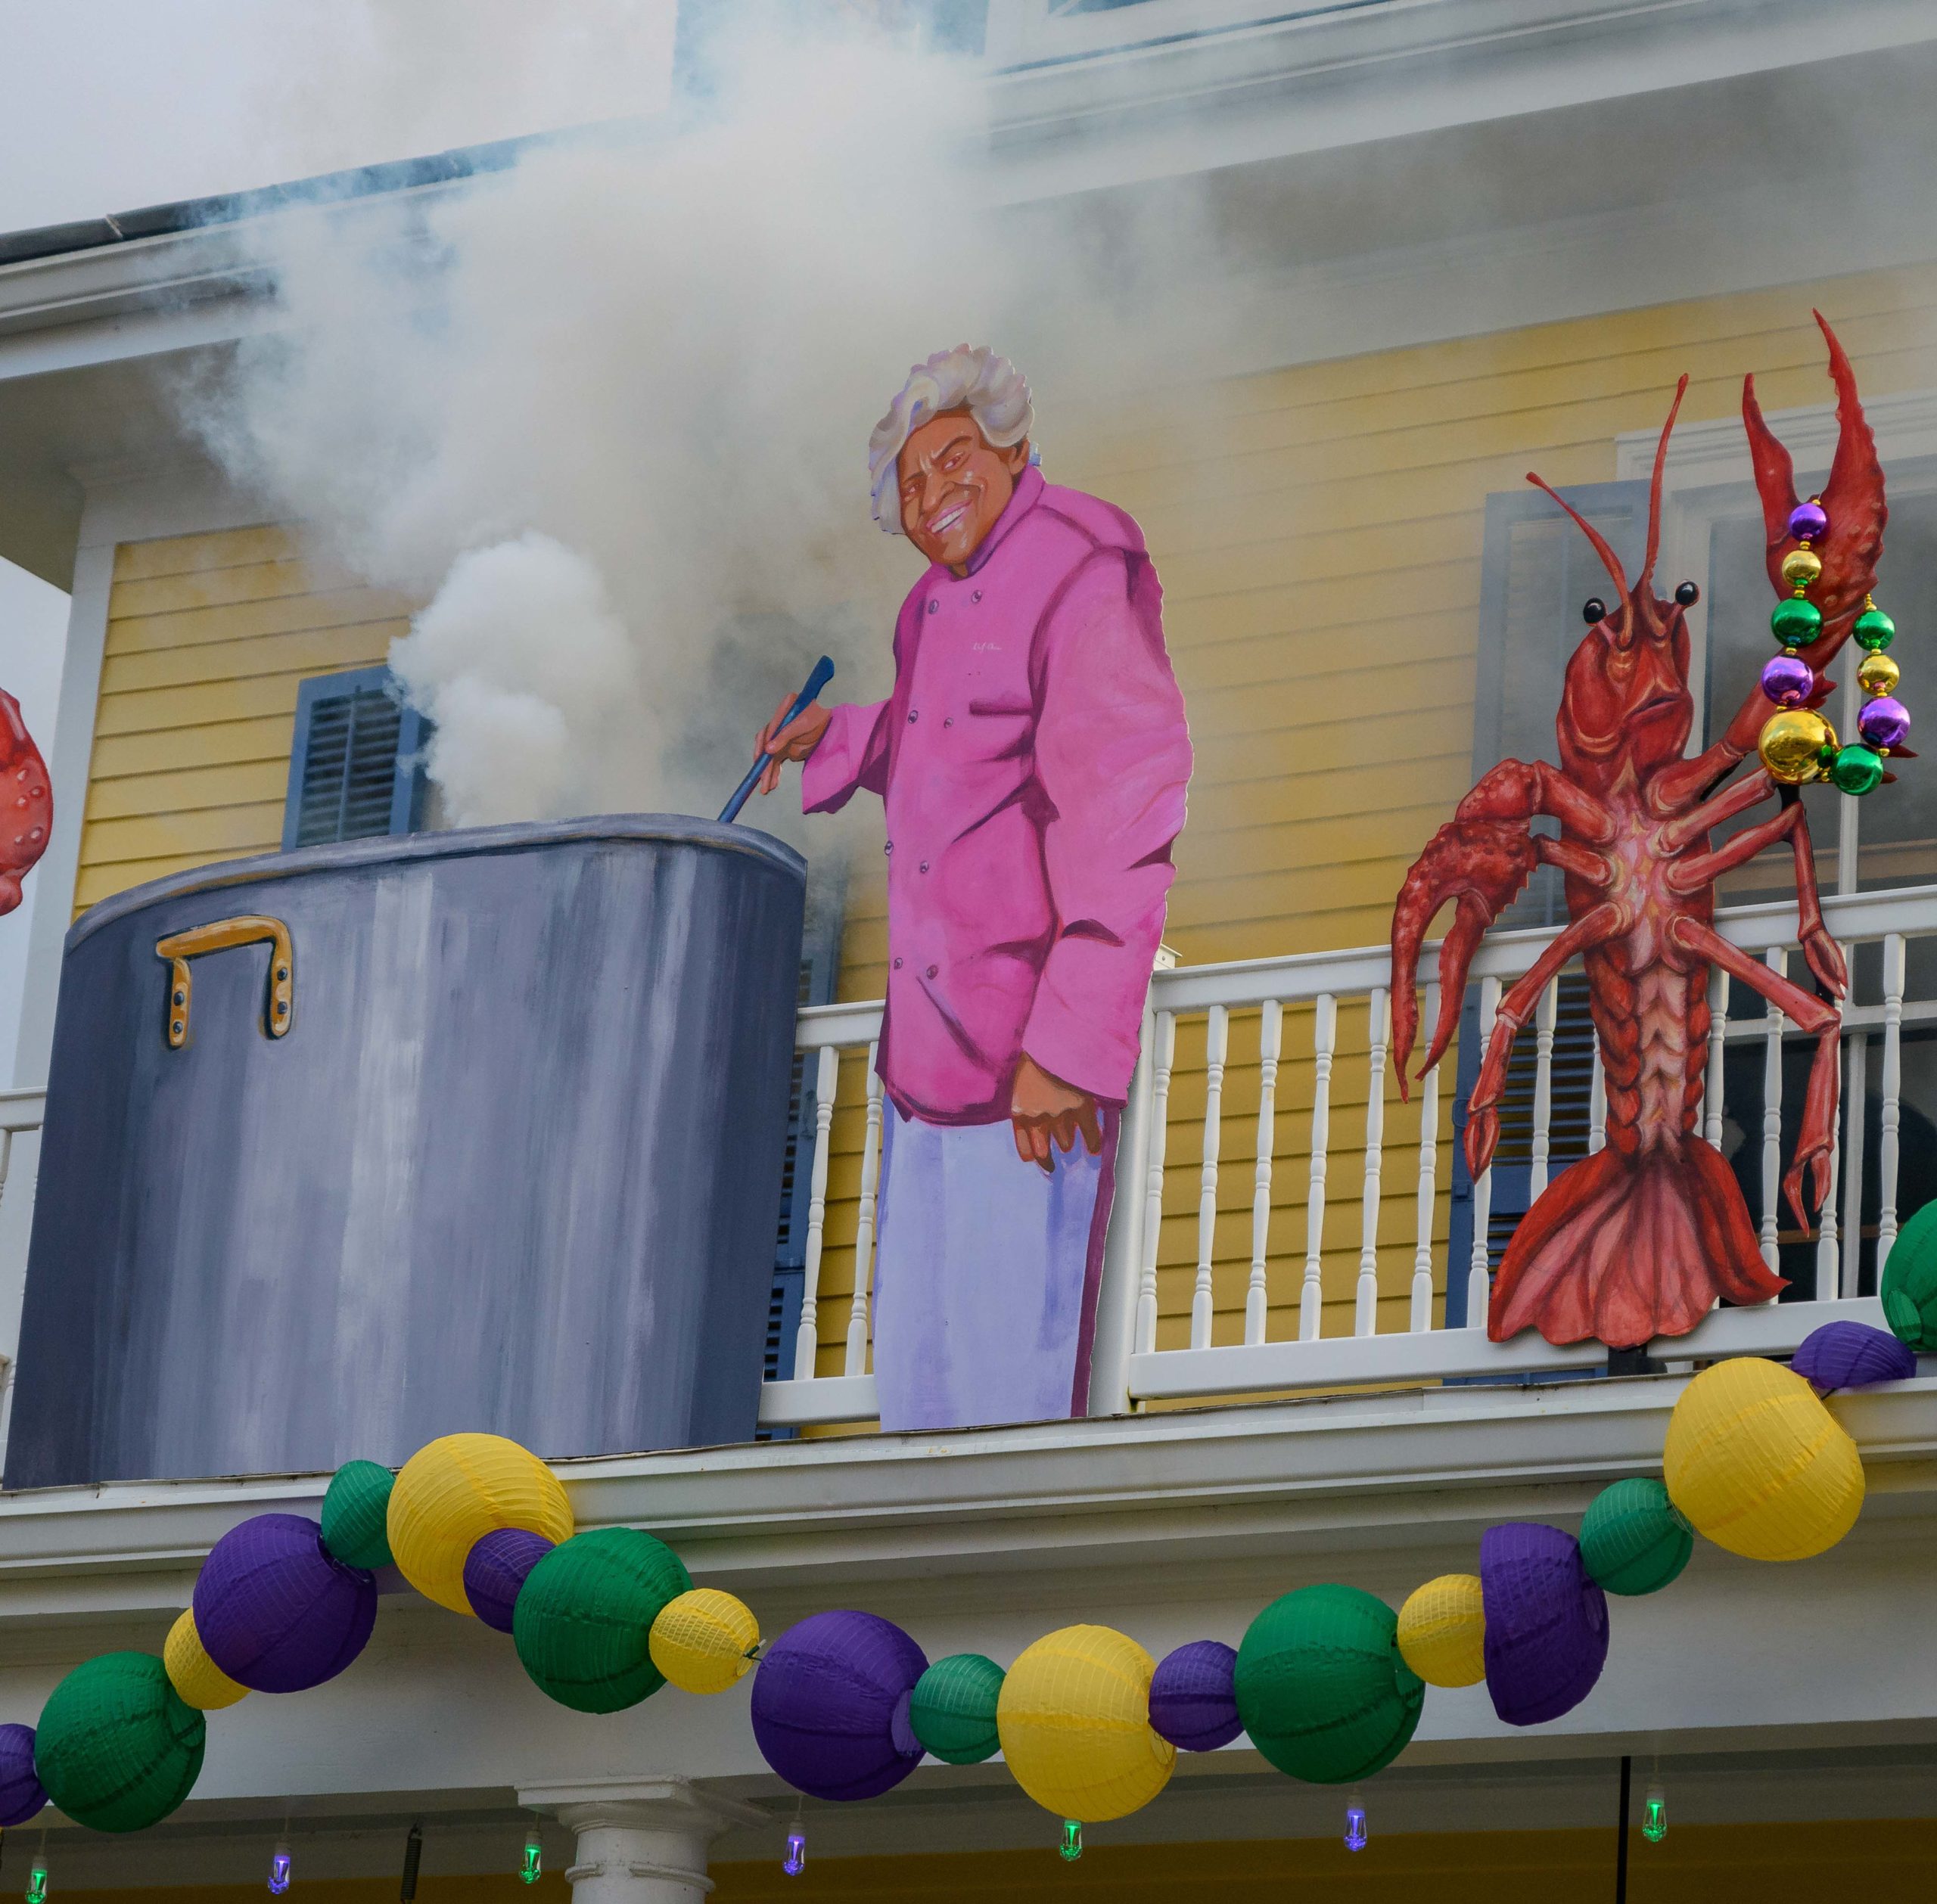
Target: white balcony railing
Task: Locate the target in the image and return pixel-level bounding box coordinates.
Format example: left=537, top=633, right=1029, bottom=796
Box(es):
left=762, top=884, right=1937, bottom=1429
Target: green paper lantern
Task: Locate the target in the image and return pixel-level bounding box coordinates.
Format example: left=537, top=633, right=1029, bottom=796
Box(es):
left=909, top=1653, right=1005, bottom=1764
left=321, top=1460, right=396, bottom=1570
left=1234, top=1585, right=1422, bottom=1785
left=512, top=1528, right=691, bottom=1713
left=34, top=1653, right=206, bottom=1834
left=1579, top=1477, right=1692, bottom=1595
left=1882, top=1200, right=1937, bottom=1348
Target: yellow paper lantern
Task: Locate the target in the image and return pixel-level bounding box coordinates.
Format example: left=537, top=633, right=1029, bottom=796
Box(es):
left=1664, top=1357, right=1864, bottom=1562
left=1396, top=1573, right=1485, bottom=1688
left=387, top=1433, right=574, bottom=1614
left=996, top=1625, right=1175, bottom=1823
left=163, top=1607, right=247, bottom=1710
left=648, top=1588, right=760, bottom=1695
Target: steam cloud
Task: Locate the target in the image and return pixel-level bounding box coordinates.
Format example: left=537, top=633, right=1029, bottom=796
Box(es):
left=196, top=14, right=1046, bottom=833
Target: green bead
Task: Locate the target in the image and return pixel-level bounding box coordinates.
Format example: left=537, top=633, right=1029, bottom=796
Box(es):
left=1771, top=596, right=1824, bottom=647
left=33, top=1653, right=206, bottom=1833
left=1235, top=1585, right=1422, bottom=1785
left=1881, top=1200, right=1937, bottom=1348
left=1578, top=1477, right=1692, bottom=1595
left=1829, top=744, right=1886, bottom=795
left=512, top=1528, right=690, bottom=1713
left=1855, top=607, right=1897, bottom=651
left=908, top=1653, right=1005, bottom=1763
left=320, top=1459, right=395, bottom=1570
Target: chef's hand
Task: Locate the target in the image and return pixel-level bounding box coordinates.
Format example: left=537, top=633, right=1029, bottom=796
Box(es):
left=1012, top=1053, right=1102, bottom=1173
left=757, top=695, right=832, bottom=795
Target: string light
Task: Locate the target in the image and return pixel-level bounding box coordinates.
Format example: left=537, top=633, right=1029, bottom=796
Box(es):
left=783, top=1807, right=806, bottom=1878
left=400, top=1822, right=423, bottom=1902
left=520, top=1831, right=543, bottom=1884
left=1059, top=1819, right=1083, bottom=1862
left=1643, top=1782, right=1668, bottom=1843
left=23, top=1859, right=45, bottom=1904
left=1344, top=1796, right=1368, bottom=1853
left=268, top=1839, right=292, bottom=1893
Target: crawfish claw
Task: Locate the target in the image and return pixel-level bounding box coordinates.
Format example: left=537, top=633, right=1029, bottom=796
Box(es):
left=1801, top=924, right=1848, bottom=1000
left=1465, top=1102, right=1501, bottom=1181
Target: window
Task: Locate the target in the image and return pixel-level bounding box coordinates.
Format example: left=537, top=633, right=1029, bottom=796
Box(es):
left=281, top=667, right=430, bottom=851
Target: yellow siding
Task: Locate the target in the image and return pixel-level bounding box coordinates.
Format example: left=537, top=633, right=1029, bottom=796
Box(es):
left=77, top=526, right=409, bottom=911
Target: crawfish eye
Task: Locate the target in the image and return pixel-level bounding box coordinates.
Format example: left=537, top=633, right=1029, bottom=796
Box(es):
left=1676, top=580, right=1700, bottom=607
left=1582, top=598, right=1607, bottom=625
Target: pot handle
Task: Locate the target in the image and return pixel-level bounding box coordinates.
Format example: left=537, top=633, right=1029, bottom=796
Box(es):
left=155, top=915, right=294, bottom=1049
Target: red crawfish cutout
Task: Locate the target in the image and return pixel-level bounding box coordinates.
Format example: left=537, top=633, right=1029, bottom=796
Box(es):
left=1390, top=314, right=1886, bottom=1350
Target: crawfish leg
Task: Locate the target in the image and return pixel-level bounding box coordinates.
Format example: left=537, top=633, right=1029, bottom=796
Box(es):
left=1669, top=785, right=1847, bottom=996
left=1466, top=901, right=1623, bottom=1179
left=1670, top=915, right=1840, bottom=1228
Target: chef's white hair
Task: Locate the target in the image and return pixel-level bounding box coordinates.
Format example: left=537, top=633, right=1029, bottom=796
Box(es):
left=869, top=345, right=1034, bottom=533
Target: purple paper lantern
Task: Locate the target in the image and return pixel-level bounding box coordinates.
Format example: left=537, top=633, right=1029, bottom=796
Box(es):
left=1792, top=1319, right=1916, bottom=1394
left=1480, top=1524, right=1608, bottom=1727
left=193, top=1513, right=378, bottom=1694
left=464, top=1527, right=555, bottom=1633
left=0, top=1723, right=45, bottom=1827
left=1149, top=1640, right=1242, bottom=1752
left=751, top=1610, right=928, bottom=1801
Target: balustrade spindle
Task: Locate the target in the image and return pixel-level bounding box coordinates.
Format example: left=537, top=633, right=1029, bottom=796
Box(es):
left=1246, top=1002, right=1282, bottom=1346
left=1355, top=988, right=1389, bottom=1338
left=1410, top=980, right=1439, bottom=1333
left=1300, top=995, right=1338, bottom=1341
left=1702, top=965, right=1728, bottom=1148
left=846, top=1045, right=883, bottom=1377
left=1588, top=1033, right=1606, bottom=1155
left=1135, top=1012, right=1176, bottom=1356
left=1878, top=933, right=1907, bottom=1274
left=794, top=1045, right=838, bottom=1383
left=1191, top=1007, right=1230, bottom=1351
left=1466, top=976, right=1500, bottom=1329
left=1839, top=1030, right=1865, bottom=1301
left=1529, top=980, right=1557, bottom=1200
left=1759, top=949, right=1784, bottom=1275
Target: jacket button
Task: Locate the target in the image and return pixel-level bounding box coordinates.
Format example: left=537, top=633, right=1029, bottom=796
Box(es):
left=926, top=599, right=938, bottom=614
left=908, top=709, right=919, bottom=722
left=894, top=958, right=903, bottom=969
left=943, top=716, right=953, bottom=728
left=885, top=840, right=894, bottom=854
left=970, top=589, right=982, bottom=604
left=926, top=964, right=938, bottom=979
left=919, top=861, right=929, bottom=873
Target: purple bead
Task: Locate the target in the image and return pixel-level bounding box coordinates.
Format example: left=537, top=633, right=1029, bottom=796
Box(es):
left=751, top=1610, right=928, bottom=1801
left=1792, top=1319, right=1917, bottom=1393
left=1480, top=1524, right=1609, bottom=1727
left=193, top=1512, right=378, bottom=1694
left=1788, top=501, right=1830, bottom=542
left=1761, top=652, right=1814, bottom=708
left=0, top=1724, right=45, bottom=1828
left=464, top=1527, right=554, bottom=1632
left=1858, top=696, right=1911, bottom=750
left=1150, top=1640, right=1241, bottom=1751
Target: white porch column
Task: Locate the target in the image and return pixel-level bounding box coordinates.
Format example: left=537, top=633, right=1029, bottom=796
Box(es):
left=519, top=1777, right=767, bottom=1904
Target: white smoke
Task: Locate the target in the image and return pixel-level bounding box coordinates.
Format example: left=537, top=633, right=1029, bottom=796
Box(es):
left=200, top=17, right=1021, bottom=829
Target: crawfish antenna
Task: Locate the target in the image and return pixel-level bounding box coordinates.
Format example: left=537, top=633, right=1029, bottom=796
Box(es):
left=1525, top=470, right=1631, bottom=639
left=1639, top=374, right=1689, bottom=593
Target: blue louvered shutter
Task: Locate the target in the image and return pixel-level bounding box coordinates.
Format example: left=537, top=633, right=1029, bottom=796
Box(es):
left=281, top=667, right=429, bottom=850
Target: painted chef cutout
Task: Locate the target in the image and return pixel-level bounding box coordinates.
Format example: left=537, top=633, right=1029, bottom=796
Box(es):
left=757, top=346, right=1192, bottom=1432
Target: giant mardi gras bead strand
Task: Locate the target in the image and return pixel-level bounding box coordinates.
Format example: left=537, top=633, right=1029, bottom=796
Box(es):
left=753, top=1610, right=928, bottom=1803
left=1236, top=1586, right=1422, bottom=1784
left=193, top=1514, right=378, bottom=1694
left=387, top=1433, right=574, bottom=1616
left=1664, top=1356, right=1864, bottom=1562
left=997, top=1625, right=1175, bottom=1822
left=33, top=1653, right=205, bottom=1834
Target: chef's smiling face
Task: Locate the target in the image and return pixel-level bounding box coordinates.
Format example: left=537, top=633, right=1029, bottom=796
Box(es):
left=897, top=410, right=1031, bottom=573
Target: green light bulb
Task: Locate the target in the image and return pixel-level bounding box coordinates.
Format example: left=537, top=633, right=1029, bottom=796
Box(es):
left=1060, top=1819, right=1083, bottom=1862
left=25, top=1860, right=48, bottom=1904
left=520, top=1835, right=543, bottom=1884
left=1643, top=1787, right=1667, bottom=1844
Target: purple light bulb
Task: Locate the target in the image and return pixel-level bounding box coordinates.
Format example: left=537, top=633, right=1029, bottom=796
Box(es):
left=1858, top=695, right=1910, bottom=750
left=784, top=1828, right=807, bottom=1878
left=1761, top=652, right=1814, bottom=709
left=1787, top=500, right=1829, bottom=542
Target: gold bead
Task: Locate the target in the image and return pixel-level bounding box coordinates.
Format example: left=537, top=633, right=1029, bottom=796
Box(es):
left=1759, top=708, right=1834, bottom=784
left=1780, top=548, right=1823, bottom=590
left=1858, top=652, right=1900, bottom=697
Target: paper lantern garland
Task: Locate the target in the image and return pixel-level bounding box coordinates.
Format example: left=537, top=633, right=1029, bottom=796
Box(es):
left=908, top=1653, right=1006, bottom=1763
left=0, top=1723, right=45, bottom=1828
left=9, top=1339, right=1917, bottom=1843
left=751, top=1610, right=929, bottom=1803
left=1148, top=1640, right=1241, bottom=1751
left=1664, top=1357, right=1865, bottom=1562
left=33, top=1653, right=206, bottom=1834
left=511, top=1527, right=692, bottom=1713
left=997, top=1625, right=1174, bottom=1822
left=1236, top=1586, right=1422, bottom=1784
left=1480, top=1524, right=1609, bottom=1727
